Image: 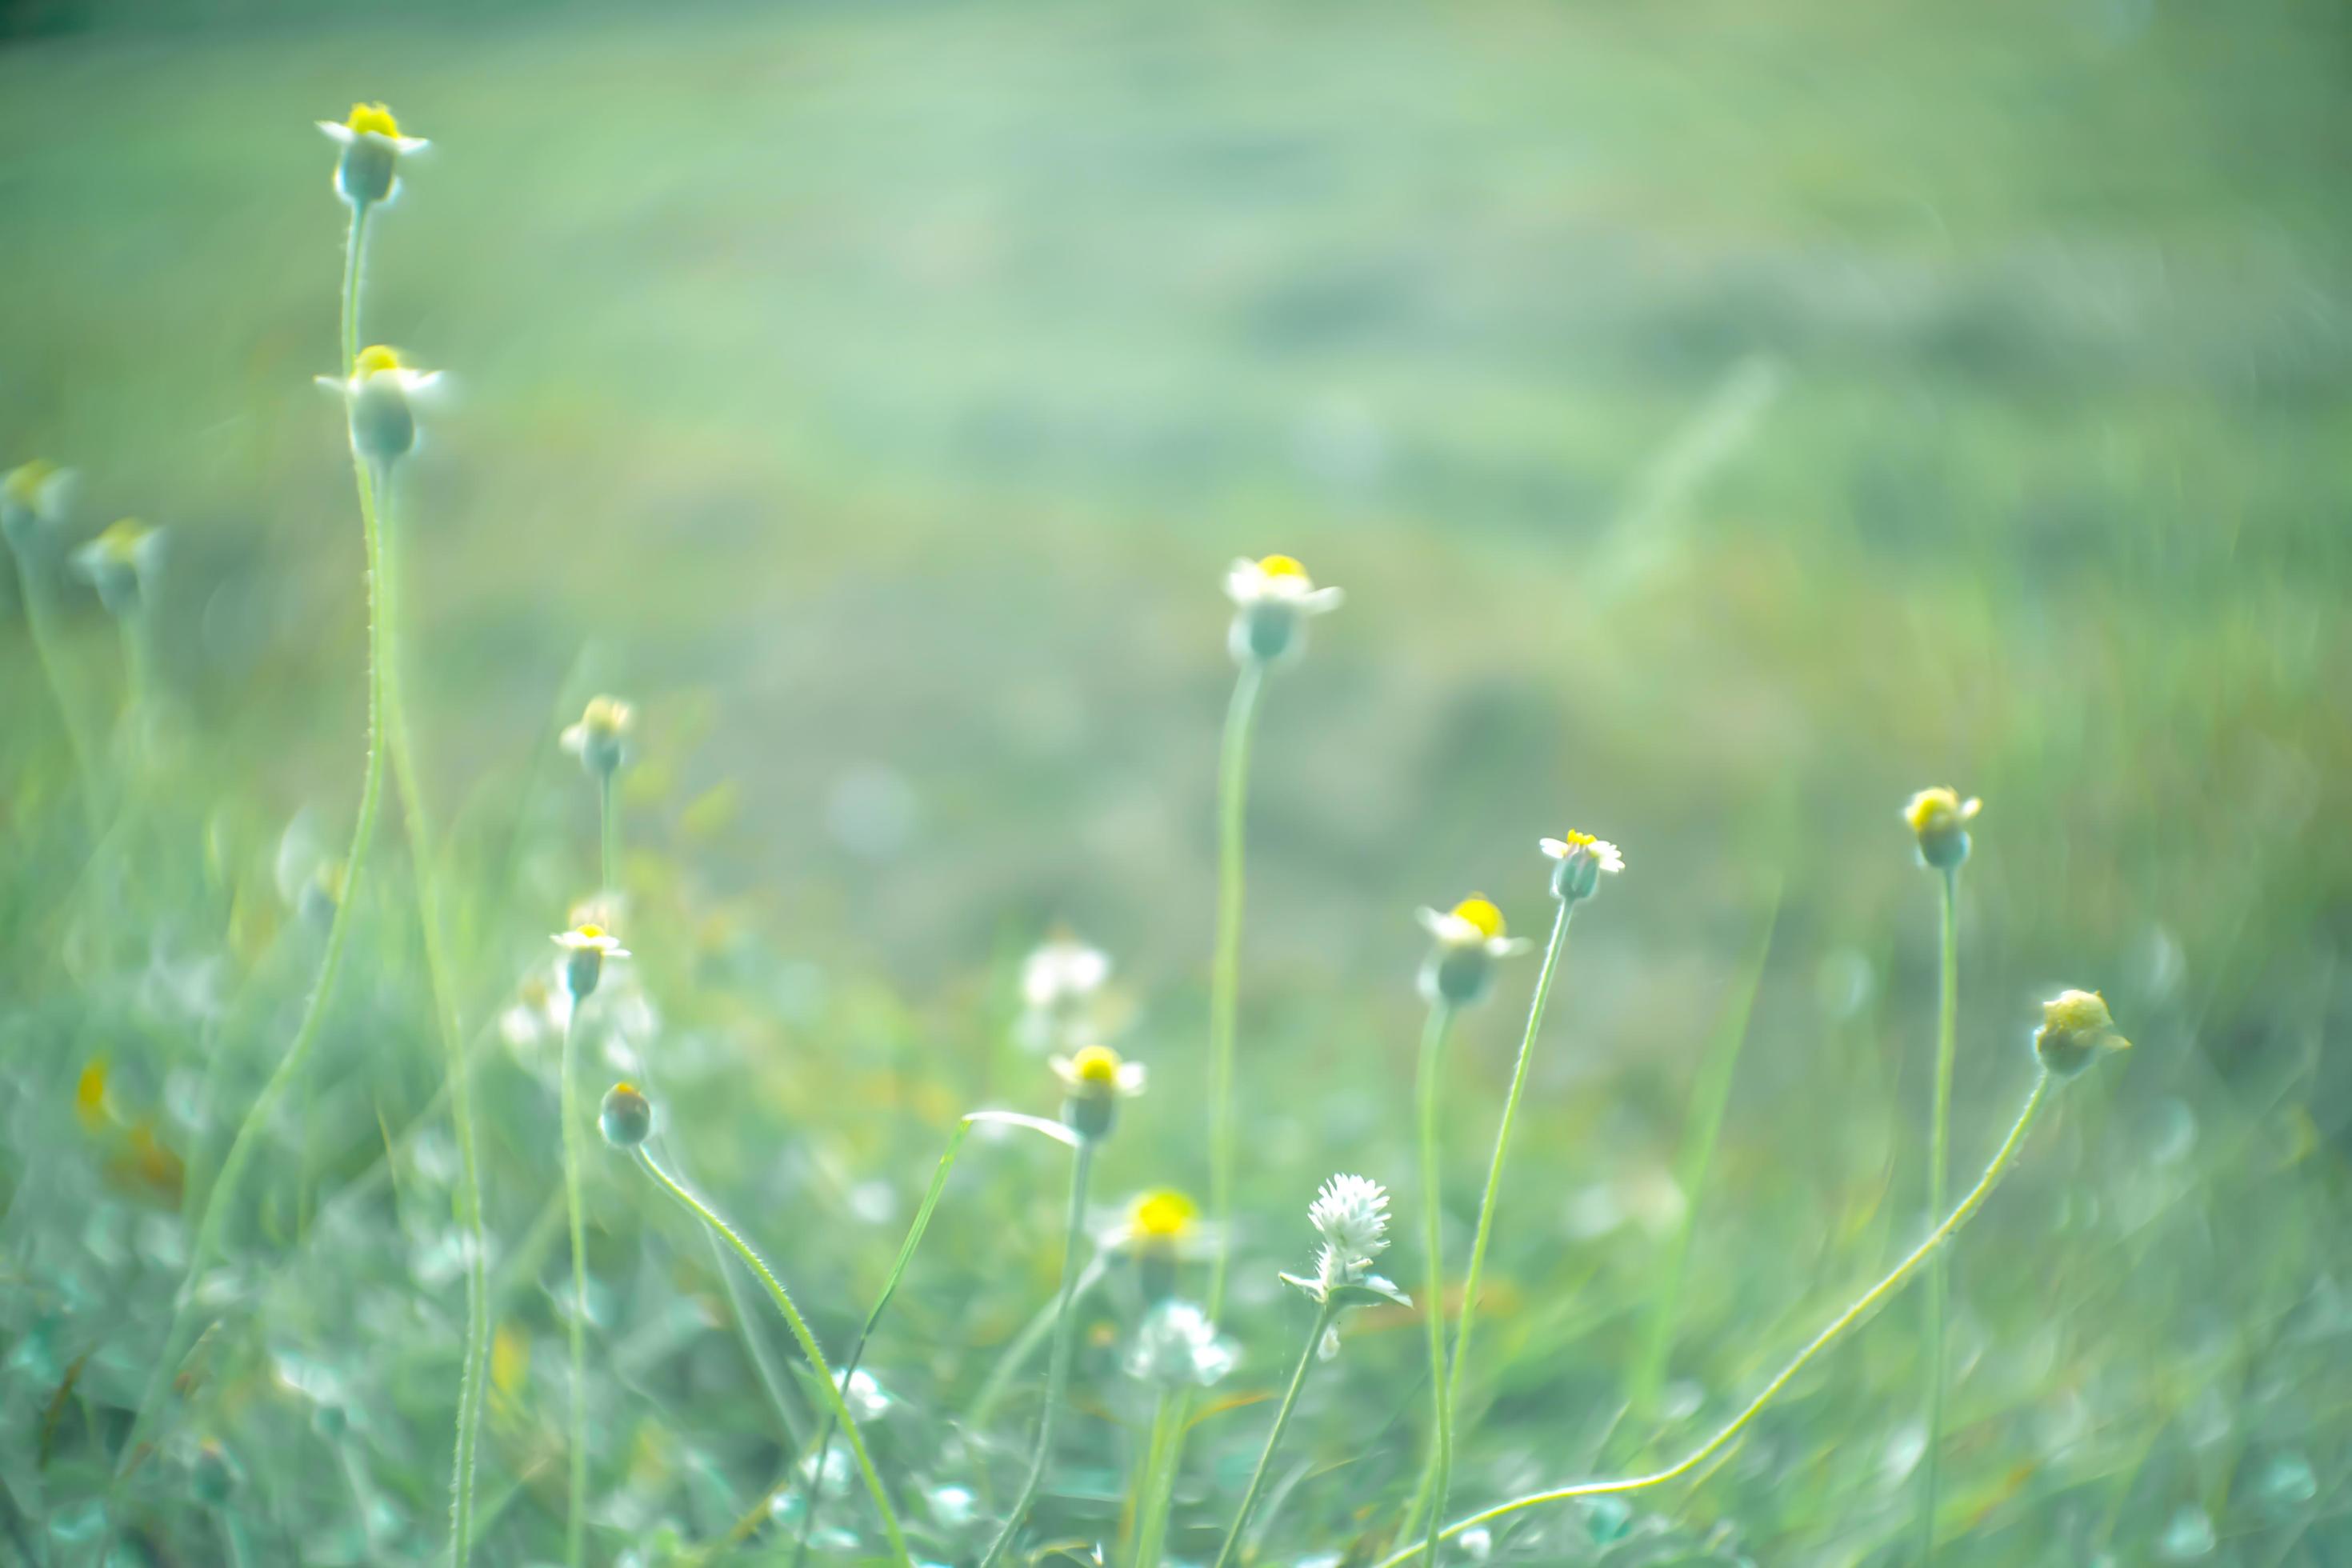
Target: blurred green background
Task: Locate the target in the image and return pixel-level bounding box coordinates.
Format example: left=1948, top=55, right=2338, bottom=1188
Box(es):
left=3, top=0, right=2349, bottom=1562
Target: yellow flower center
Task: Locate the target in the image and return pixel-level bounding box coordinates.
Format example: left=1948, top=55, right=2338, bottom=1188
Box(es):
left=1258, top=554, right=1308, bottom=579
left=345, top=102, right=403, bottom=139
left=613, top=1079, right=638, bottom=1096
left=1905, top=787, right=1966, bottom=834
left=1133, top=1189, right=1197, bottom=1241
left=2042, top=989, right=2113, bottom=1034
left=4, top=458, right=58, bottom=507
left=1557, top=830, right=1596, bottom=850
left=97, top=518, right=148, bottom=563
left=354, top=344, right=404, bottom=378
left=1451, top=896, right=1506, bottom=941
left=1071, top=1044, right=1122, bottom=1085
left=576, top=923, right=606, bottom=942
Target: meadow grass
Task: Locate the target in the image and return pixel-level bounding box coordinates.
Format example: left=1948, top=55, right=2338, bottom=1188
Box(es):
left=4, top=2, right=2350, bottom=1565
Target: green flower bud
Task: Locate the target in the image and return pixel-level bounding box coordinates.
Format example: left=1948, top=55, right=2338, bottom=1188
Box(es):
left=600, top=1082, right=653, bottom=1149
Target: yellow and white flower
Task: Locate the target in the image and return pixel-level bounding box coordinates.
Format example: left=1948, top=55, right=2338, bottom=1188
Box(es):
left=72, top=518, right=165, bottom=616
left=553, top=922, right=630, bottom=1001
left=560, top=695, right=635, bottom=780
left=2033, top=989, right=2130, bottom=1078
left=1050, top=1042, right=1146, bottom=1140
left=318, top=345, right=441, bottom=467
left=1540, top=830, right=1623, bottom=903
left=1224, top=554, right=1343, bottom=665
left=318, top=102, right=427, bottom=207
left=1903, top=786, right=1981, bottom=871
left=2, top=459, right=75, bottom=550
left=1416, top=894, right=1531, bottom=1006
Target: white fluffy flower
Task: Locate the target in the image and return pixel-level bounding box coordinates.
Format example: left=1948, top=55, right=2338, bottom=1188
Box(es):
left=1310, top=1174, right=1390, bottom=1285
left=1125, top=1300, right=1239, bottom=1389
left=1022, top=930, right=1110, bottom=1010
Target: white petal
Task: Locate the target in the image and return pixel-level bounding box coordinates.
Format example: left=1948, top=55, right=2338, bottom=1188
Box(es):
left=318, top=121, right=357, bottom=144
left=1538, top=838, right=1570, bottom=860
left=1223, top=560, right=1266, bottom=606
left=1300, top=586, right=1344, bottom=614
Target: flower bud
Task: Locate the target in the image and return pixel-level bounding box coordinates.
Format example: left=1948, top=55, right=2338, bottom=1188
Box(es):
left=1222, top=554, right=1343, bottom=667
left=1904, top=787, right=1981, bottom=872
left=191, top=1438, right=238, bottom=1506
left=560, top=695, right=635, bottom=781
left=318, top=102, right=426, bottom=209
left=1051, top=1042, right=1144, bottom=1141
left=600, top=1082, right=654, bottom=1149
left=1415, top=895, right=1528, bottom=1007
left=552, top=922, right=630, bottom=1001
left=73, top=518, right=162, bottom=617
left=2034, top=989, right=2130, bottom=1078
left=1541, top=832, right=1625, bottom=903
left=2, top=458, right=75, bottom=553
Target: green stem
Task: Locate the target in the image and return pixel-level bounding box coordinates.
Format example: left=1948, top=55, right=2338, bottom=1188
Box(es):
left=1128, top=1387, right=1182, bottom=1568
left=1371, top=1071, right=2056, bottom=1568
left=1204, top=659, right=1265, bottom=1323
left=374, top=462, right=488, bottom=1568
left=1210, top=1296, right=1338, bottom=1568
left=341, top=199, right=371, bottom=375
left=11, top=539, right=104, bottom=836
left=1920, top=862, right=1960, bottom=1566
left=1412, top=901, right=1574, bottom=1526
left=1414, top=1000, right=1458, bottom=1568
left=634, top=1149, right=913, bottom=1567
left=116, top=317, right=392, bottom=1475
left=977, top=1138, right=1098, bottom=1568
left=598, top=770, right=620, bottom=895
left=561, top=1002, right=590, bottom=1568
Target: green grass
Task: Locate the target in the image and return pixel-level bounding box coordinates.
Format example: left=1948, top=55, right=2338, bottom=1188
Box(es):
left=2, top=0, right=2350, bottom=1562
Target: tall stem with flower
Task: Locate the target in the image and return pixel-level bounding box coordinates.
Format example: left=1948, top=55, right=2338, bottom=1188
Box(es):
left=554, top=922, right=628, bottom=1567
left=1905, top=786, right=1980, bottom=1563
left=1404, top=894, right=1530, bottom=1562
left=978, top=1045, right=1144, bottom=1568
left=1374, top=987, right=2126, bottom=1568
left=6, top=461, right=106, bottom=836
left=1213, top=1174, right=1407, bottom=1568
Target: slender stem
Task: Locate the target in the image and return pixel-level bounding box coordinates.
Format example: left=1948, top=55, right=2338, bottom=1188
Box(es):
left=1370, top=1072, right=2056, bottom=1568
left=1421, top=902, right=1573, bottom=1508
left=977, top=1138, right=1098, bottom=1568
left=341, top=198, right=370, bottom=375
left=1204, top=660, right=1265, bottom=1322
left=560, top=1002, right=590, bottom=1568
left=1127, top=1388, right=1182, bottom=1568
left=598, top=770, right=620, bottom=895
left=116, top=254, right=392, bottom=1471
left=633, top=1148, right=913, bottom=1566
left=10, top=538, right=104, bottom=835
left=1414, top=1000, right=1458, bottom=1568
left=374, top=462, right=488, bottom=1568
left=1210, top=1296, right=1338, bottom=1568
left=1920, top=862, right=1960, bottom=1566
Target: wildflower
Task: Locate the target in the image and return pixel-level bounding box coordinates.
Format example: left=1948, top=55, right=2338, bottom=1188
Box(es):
left=599, top=1082, right=653, bottom=1149
left=2, top=459, right=74, bottom=551
left=1022, top=926, right=1110, bottom=1012
left=318, top=102, right=427, bottom=208
left=2033, top=990, right=2130, bottom=1078
left=1417, top=894, right=1533, bottom=1006
left=1280, top=1173, right=1409, bottom=1312
left=1904, top=787, right=1981, bottom=872
left=318, top=345, right=439, bottom=468
left=72, top=518, right=164, bottom=616
left=1114, top=1187, right=1209, bottom=1302
left=553, top=922, right=630, bottom=1002
left=1050, top=1043, right=1146, bottom=1142
left=1225, top=554, right=1343, bottom=666
left=1126, top=1299, right=1239, bottom=1389
left=1540, top=830, right=1624, bottom=904
left=560, top=695, right=634, bottom=782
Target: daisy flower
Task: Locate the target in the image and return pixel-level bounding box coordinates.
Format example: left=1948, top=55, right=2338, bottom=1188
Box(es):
left=1416, top=894, right=1532, bottom=1006
left=1224, top=554, right=1343, bottom=666
left=1540, top=830, right=1624, bottom=904
left=318, top=102, right=427, bottom=208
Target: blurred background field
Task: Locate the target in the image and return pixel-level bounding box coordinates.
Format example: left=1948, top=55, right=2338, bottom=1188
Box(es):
left=2, top=0, right=2349, bottom=1563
